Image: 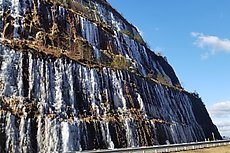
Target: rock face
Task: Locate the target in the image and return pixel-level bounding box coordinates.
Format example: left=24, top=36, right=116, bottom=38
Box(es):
left=0, top=0, right=221, bottom=152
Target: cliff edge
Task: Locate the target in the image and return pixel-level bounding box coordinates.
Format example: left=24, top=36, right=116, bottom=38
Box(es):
left=0, top=0, right=221, bottom=152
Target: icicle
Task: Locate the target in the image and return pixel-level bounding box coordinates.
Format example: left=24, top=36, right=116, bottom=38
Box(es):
left=28, top=53, right=33, bottom=99
left=110, top=70, right=126, bottom=110
left=136, top=93, right=145, bottom=113
left=5, top=113, right=18, bottom=152
left=54, top=59, right=63, bottom=112
left=61, top=121, right=70, bottom=152
left=105, top=122, right=114, bottom=149
left=125, top=118, right=135, bottom=147
left=16, top=52, right=23, bottom=97
left=19, top=116, right=29, bottom=152
left=61, top=120, right=81, bottom=152
left=37, top=0, right=41, bottom=10
left=92, top=46, right=100, bottom=60
left=11, top=0, right=20, bottom=17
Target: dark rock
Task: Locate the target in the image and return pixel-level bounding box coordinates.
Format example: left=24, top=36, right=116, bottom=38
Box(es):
left=0, top=0, right=221, bottom=152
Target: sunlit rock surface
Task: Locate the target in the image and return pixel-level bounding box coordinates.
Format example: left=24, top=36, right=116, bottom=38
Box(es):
left=0, top=0, right=221, bottom=152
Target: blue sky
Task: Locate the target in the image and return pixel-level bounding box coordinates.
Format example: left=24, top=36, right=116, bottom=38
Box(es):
left=108, top=0, right=230, bottom=137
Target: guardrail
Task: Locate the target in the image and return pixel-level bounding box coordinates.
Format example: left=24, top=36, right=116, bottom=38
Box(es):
left=79, top=140, right=230, bottom=153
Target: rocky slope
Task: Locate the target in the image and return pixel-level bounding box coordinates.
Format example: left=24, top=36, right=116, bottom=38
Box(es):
left=0, top=0, right=221, bottom=152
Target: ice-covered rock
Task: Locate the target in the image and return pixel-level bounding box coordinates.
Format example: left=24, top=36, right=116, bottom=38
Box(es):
left=0, top=0, right=221, bottom=152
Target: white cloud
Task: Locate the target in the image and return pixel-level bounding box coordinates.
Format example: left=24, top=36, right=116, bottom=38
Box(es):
left=215, top=121, right=230, bottom=137
left=191, top=32, right=230, bottom=58
left=209, top=101, right=230, bottom=137
left=210, top=101, right=230, bottom=117
left=217, top=122, right=230, bottom=128
left=201, top=52, right=209, bottom=60
left=191, top=32, right=200, bottom=37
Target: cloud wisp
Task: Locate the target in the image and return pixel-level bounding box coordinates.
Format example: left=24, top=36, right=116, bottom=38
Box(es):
left=210, top=101, right=230, bottom=117
left=209, top=101, right=230, bottom=137
left=191, top=32, right=230, bottom=59
left=215, top=121, right=230, bottom=137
